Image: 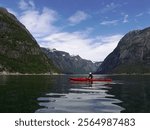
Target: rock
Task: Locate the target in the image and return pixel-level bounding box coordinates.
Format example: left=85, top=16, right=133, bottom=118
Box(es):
left=96, top=27, right=150, bottom=74
left=41, top=48, right=101, bottom=74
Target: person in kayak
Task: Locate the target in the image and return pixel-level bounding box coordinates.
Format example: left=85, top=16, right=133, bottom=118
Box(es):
left=88, top=72, right=93, bottom=79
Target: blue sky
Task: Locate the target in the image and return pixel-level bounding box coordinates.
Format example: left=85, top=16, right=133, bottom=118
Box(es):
left=1, top=0, right=150, bottom=61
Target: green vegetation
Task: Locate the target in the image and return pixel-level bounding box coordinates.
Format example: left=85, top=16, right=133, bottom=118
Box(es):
left=0, top=54, right=59, bottom=73
left=0, top=8, right=59, bottom=74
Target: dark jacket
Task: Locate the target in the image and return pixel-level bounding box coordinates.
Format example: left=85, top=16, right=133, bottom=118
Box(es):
left=88, top=73, right=93, bottom=79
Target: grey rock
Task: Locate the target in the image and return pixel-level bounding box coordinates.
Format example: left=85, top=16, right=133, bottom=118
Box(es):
left=96, top=27, right=150, bottom=74
left=42, top=48, right=101, bottom=74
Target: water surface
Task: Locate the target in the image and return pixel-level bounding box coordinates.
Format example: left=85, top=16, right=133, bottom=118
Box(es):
left=0, top=75, right=150, bottom=113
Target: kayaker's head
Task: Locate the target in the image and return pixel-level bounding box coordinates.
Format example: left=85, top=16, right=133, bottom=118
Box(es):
left=89, top=72, right=92, bottom=74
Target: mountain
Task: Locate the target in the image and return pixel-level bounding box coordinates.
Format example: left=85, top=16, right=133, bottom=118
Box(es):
left=0, top=7, right=58, bottom=74
left=42, top=48, right=101, bottom=74
left=97, top=27, right=150, bottom=74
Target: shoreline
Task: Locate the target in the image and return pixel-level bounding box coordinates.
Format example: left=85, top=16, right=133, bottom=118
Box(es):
left=108, top=73, right=150, bottom=76
left=0, top=71, right=65, bottom=76
left=0, top=71, right=150, bottom=76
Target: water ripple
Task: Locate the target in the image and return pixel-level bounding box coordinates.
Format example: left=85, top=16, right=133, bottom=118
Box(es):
left=36, top=80, right=124, bottom=113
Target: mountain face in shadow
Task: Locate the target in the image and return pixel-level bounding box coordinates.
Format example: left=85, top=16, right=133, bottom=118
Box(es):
left=97, top=27, right=150, bottom=74
left=42, top=48, right=101, bottom=74
left=0, top=7, right=58, bottom=74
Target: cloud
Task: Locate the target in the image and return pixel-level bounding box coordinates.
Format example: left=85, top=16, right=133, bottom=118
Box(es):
left=9, top=0, right=123, bottom=61
left=123, top=14, right=128, bottom=23
left=100, top=20, right=119, bottom=25
left=68, top=11, right=89, bottom=25
left=39, top=32, right=123, bottom=61
left=19, top=7, right=59, bottom=37
left=18, top=0, right=35, bottom=10
left=28, top=1, right=35, bottom=9
left=17, top=0, right=59, bottom=37
left=101, top=2, right=120, bottom=13
left=136, top=13, right=143, bottom=17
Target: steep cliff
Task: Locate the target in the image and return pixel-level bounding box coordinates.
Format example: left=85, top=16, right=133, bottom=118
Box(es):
left=97, top=27, right=150, bottom=74
left=0, top=7, right=58, bottom=73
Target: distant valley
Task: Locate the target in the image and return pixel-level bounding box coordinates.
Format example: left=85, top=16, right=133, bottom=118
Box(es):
left=42, top=48, right=101, bottom=74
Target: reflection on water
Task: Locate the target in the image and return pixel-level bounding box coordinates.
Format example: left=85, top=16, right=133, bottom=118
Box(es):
left=36, top=76, right=124, bottom=113
left=0, top=75, right=150, bottom=113
left=0, top=75, right=53, bottom=112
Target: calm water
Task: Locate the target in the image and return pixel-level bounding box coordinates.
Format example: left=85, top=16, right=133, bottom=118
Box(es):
left=0, top=75, right=150, bottom=113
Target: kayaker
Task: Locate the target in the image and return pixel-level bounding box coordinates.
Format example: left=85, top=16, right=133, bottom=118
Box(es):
left=88, top=72, right=93, bottom=79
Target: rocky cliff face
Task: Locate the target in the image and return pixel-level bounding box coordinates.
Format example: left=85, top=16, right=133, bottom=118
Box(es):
left=42, top=48, right=101, bottom=74
left=0, top=7, right=58, bottom=73
left=97, top=27, right=150, bottom=74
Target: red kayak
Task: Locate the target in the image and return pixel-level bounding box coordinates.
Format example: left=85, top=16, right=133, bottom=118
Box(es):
left=70, top=78, right=112, bottom=82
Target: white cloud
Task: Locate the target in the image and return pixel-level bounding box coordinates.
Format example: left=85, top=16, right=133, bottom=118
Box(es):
left=123, top=14, right=128, bottom=23
left=39, top=32, right=123, bottom=61
left=8, top=0, right=123, bottom=61
left=101, top=2, right=120, bottom=13
left=19, top=7, right=59, bottom=37
left=100, top=20, right=119, bottom=25
left=136, top=13, right=143, bottom=17
left=18, top=0, right=35, bottom=10
left=28, top=1, right=35, bottom=9
left=18, top=0, right=59, bottom=37
left=68, top=11, right=89, bottom=25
